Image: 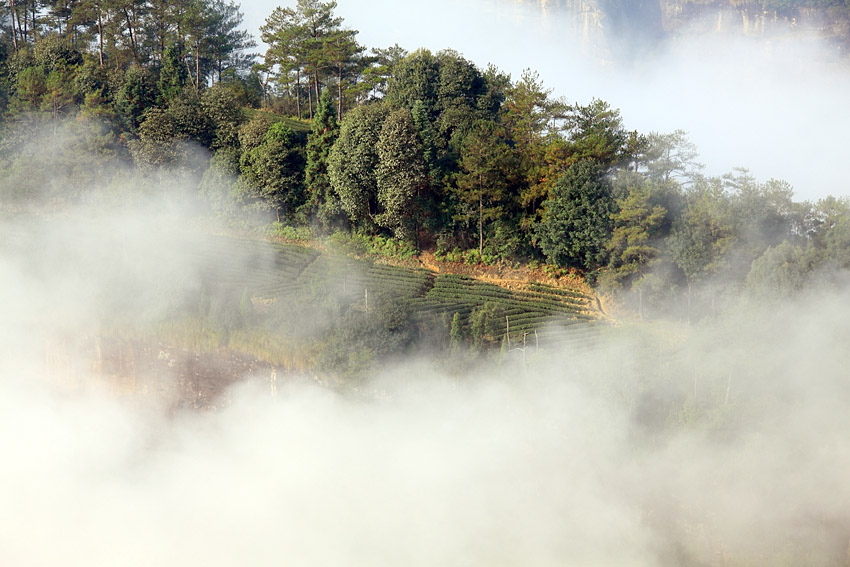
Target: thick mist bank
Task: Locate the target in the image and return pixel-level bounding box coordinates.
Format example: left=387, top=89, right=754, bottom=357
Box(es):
left=4, top=291, right=850, bottom=565
left=4, top=200, right=850, bottom=565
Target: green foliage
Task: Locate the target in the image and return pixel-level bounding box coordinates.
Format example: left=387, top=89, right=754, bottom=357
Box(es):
left=642, top=129, right=703, bottom=184
left=199, top=147, right=242, bottom=214
left=452, top=119, right=516, bottom=255
left=115, top=65, right=157, bottom=132
left=157, top=44, right=187, bottom=105
left=11, top=66, right=48, bottom=111
left=271, top=223, right=313, bottom=242
left=5, top=1, right=849, bottom=327
left=327, top=102, right=389, bottom=230
left=167, top=87, right=214, bottom=146
left=74, top=59, right=110, bottom=100
left=667, top=178, right=736, bottom=284
left=240, top=120, right=306, bottom=220
left=604, top=181, right=667, bottom=289
left=745, top=240, right=817, bottom=299
left=376, top=107, right=427, bottom=241
left=33, top=35, right=83, bottom=73
left=328, top=231, right=419, bottom=260
left=359, top=44, right=408, bottom=99
left=469, top=302, right=507, bottom=347
left=201, top=81, right=247, bottom=149
left=260, top=0, right=352, bottom=119
left=130, top=107, right=182, bottom=167
left=727, top=170, right=794, bottom=260
left=450, top=311, right=464, bottom=351
left=305, top=88, right=341, bottom=227
left=823, top=211, right=850, bottom=269
left=535, top=159, right=614, bottom=270
left=385, top=48, right=439, bottom=116
left=316, top=291, right=414, bottom=379
left=565, top=98, right=629, bottom=168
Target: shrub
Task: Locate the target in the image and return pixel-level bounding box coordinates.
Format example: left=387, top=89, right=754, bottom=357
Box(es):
left=272, top=223, right=312, bottom=242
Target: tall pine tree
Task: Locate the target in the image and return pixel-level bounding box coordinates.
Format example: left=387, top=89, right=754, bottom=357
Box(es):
left=305, top=88, right=340, bottom=228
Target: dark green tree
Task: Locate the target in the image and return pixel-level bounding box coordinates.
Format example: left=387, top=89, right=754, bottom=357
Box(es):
left=452, top=119, right=515, bottom=257
left=167, top=86, right=214, bottom=146
left=535, top=159, right=614, bottom=270
left=200, top=81, right=246, bottom=149
left=385, top=48, right=439, bottom=117
left=666, top=178, right=736, bottom=316
left=358, top=43, right=407, bottom=100
left=305, top=88, right=340, bottom=227
left=130, top=107, right=182, bottom=167
left=240, top=120, right=305, bottom=221
left=565, top=98, right=628, bottom=168
left=327, top=102, right=388, bottom=231
left=376, top=107, right=427, bottom=241
left=157, top=43, right=186, bottom=104
left=114, top=64, right=156, bottom=131
left=449, top=311, right=463, bottom=351
left=260, top=6, right=307, bottom=117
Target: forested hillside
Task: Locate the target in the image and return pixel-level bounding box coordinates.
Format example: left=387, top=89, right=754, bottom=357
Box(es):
left=7, top=5, right=850, bottom=565
left=1, top=0, right=849, bottom=326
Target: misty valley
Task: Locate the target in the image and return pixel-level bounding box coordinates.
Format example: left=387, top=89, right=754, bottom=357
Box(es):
left=4, top=0, right=850, bottom=566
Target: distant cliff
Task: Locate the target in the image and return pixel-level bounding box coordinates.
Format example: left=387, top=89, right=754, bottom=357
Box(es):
left=661, top=1, right=848, bottom=41
left=527, top=0, right=850, bottom=57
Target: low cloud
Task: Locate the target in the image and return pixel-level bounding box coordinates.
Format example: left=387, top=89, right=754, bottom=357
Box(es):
left=3, top=188, right=850, bottom=565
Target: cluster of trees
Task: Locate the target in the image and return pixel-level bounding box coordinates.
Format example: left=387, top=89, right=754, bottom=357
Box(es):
left=2, top=0, right=254, bottom=78
left=2, top=0, right=850, bottom=322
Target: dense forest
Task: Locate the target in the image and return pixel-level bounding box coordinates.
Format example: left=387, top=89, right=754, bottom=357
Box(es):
left=1, top=0, right=850, bottom=324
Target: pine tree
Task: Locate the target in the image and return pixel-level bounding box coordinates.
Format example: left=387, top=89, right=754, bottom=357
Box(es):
left=305, top=88, right=340, bottom=228
left=604, top=181, right=667, bottom=288
left=158, top=44, right=187, bottom=104
left=453, top=119, right=514, bottom=256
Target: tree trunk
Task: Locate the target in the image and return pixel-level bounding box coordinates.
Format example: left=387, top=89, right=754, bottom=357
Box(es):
left=97, top=11, right=104, bottom=66
left=19, top=1, right=27, bottom=43
left=185, top=58, right=194, bottom=88
left=30, top=1, right=36, bottom=44
left=307, top=80, right=313, bottom=120
left=337, top=63, right=343, bottom=118
left=195, top=40, right=201, bottom=90
left=295, top=67, right=302, bottom=119
left=9, top=0, right=18, bottom=52
left=312, top=71, right=319, bottom=119
left=123, top=8, right=138, bottom=61
left=478, top=189, right=484, bottom=257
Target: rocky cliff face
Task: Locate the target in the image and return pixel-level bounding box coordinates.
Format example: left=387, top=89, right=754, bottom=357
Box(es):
left=661, top=1, right=834, bottom=36
left=525, top=0, right=849, bottom=56
left=530, top=0, right=664, bottom=60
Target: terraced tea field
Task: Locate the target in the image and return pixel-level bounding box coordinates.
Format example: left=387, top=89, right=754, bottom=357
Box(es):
left=197, top=236, right=607, bottom=351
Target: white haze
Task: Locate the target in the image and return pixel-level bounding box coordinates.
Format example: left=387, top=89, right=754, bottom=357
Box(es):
left=3, top=154, right=850, bottom=564
left=243, top=0, right=850, bottom=201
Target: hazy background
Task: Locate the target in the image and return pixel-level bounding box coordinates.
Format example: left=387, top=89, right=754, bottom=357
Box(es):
left=241, top=0, right=850, bottom=203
